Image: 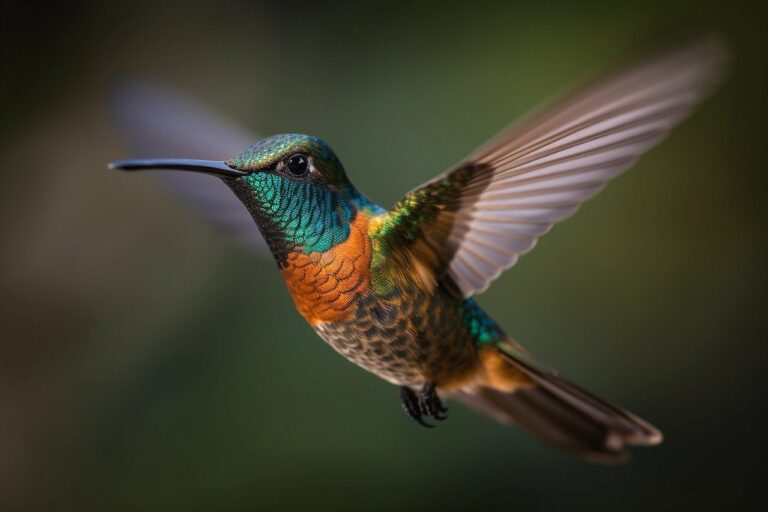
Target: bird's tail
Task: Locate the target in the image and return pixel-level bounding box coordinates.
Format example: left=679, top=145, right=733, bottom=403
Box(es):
left=453, top=341, right=662, bottom=463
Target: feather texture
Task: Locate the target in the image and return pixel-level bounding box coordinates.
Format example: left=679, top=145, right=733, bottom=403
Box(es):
left=453, top=342, right=662, bottom=463
left=374, top=38, right=727, bottom=297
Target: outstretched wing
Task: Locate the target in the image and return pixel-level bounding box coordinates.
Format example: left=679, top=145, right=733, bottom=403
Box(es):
left=111, top=80, right=268, bottom=251
left=372, top=38, right=727, bottom=298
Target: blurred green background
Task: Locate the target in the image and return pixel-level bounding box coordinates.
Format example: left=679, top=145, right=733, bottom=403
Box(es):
left=1, top=1, right=766, bottom=510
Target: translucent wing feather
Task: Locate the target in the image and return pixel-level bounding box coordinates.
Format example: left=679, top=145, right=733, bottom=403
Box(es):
left=110, top=80, right=267, bottom=251
left=375, top=38, right=727, bottom=297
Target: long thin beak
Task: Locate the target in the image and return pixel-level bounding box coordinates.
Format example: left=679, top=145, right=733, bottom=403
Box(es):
left=108, top=158, right=247, bottom=178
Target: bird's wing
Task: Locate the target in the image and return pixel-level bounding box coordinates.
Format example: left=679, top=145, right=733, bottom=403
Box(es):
left=110, top=80, right=268, bottom=251
left=371, top=39, right=726, bottom=298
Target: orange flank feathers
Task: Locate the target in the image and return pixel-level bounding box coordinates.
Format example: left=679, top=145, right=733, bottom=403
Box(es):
left=281, top=212, right=372, bottom=324
left=476, top=345, right=535, bottom=392
left=438, top=344, right=534, bottom=394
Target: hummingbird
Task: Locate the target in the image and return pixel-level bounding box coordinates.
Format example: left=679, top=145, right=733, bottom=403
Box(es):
left=110, top=40, right=725, bottom=463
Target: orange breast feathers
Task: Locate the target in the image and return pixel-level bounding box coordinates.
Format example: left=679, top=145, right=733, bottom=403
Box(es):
left=281, top=212, right=372, bottom=325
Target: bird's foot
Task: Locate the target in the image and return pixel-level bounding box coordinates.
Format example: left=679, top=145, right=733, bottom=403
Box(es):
left=399, top=382, right=448, bottom=428
left=400, top=387, right=433, bottom=428
left=419, top=382, right=448, bottom=420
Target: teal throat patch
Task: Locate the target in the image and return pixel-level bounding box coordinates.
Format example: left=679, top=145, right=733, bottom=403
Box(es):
left=229, top=172, right=354, bottom=261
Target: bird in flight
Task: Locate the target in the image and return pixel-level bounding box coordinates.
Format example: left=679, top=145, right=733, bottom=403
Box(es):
left=111, top=39, right=725, bottom=463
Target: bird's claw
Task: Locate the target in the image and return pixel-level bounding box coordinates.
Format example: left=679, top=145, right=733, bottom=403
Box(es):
left=400, top=382, right=448, bottom=427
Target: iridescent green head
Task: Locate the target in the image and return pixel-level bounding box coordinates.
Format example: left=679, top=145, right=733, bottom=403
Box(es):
left=109, top=134, right=362, bottom=265
left=226, top=134, right=365, bottom=263
left=227, top=133, right=350, bottom=188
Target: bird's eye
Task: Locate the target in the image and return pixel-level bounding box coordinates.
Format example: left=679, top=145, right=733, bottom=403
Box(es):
left=285, top=153, right=309, bottom=177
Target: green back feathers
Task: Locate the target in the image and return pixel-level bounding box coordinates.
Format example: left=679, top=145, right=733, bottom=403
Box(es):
left=459, top=298, right=504, bottom=345
left=370, top=165, right=484, bottom=296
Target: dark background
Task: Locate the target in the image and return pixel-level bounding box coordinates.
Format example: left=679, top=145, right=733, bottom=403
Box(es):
left=1, top=1, right=766, bottom=510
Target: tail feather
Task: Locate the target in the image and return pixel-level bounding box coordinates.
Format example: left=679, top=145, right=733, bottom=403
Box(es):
left=454, top=346, right=662, bottom=463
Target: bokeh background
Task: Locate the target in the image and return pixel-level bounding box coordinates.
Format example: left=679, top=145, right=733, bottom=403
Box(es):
left=1, top=1, right=766, bottom=510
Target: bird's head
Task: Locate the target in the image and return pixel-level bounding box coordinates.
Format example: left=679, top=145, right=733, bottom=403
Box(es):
left=225, top=133, right=350, bottom=186
left=110, top=134, right=362, bottom=264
